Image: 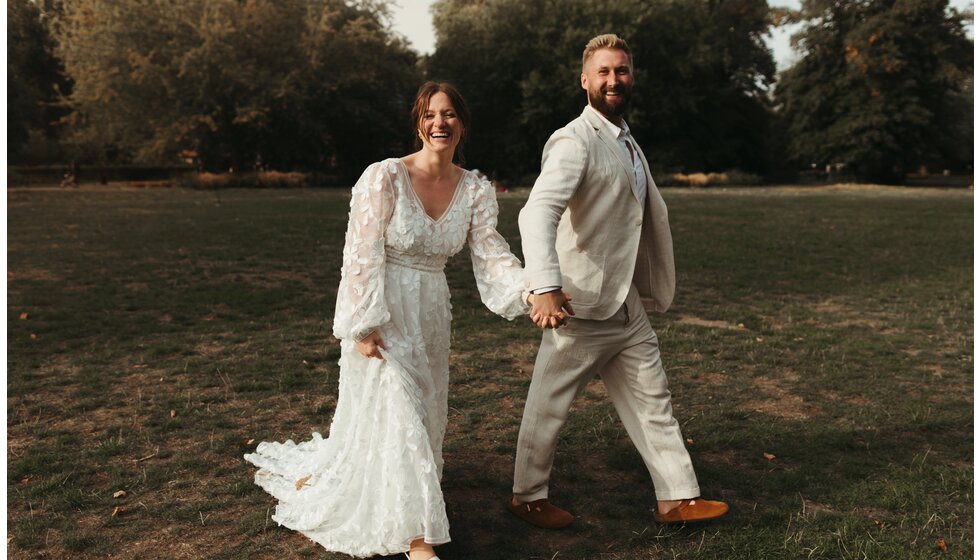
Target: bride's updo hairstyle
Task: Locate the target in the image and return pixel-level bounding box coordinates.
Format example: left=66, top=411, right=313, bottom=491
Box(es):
left=411, top=81, right=471, bottom=165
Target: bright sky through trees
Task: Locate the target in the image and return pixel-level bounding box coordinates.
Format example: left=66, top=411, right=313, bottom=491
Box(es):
left=391, top=0, right=974, bottom=70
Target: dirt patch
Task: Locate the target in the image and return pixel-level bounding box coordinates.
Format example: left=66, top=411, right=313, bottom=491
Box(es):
left=8, top=267, right=61, bottom=283
left=807, top=298, right=900, bottom=334
left=194, top=340, right=228, bottom=358
left=823, top=391, right=875, bottom=409
left=466, top=381, right=510, bottom=395
left=801, top=497, right=834, bottom=514
left=193, top=334, right=252, bottom=359
left=698, top=448, right=742, bottom=469
left=691, top=371, right=728, bottom=386
left=210, top=270, right=315, bottom=290
left=676, top=314, right=747, bottom=331
left=583, top=377, right=609, bottom=400
left=742, top=369, right=822, bottom=420
left=509, top=340, right=540, bottom=377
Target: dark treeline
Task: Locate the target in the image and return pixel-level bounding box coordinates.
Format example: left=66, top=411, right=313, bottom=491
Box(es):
left=7, top=0, right=973, bottom=183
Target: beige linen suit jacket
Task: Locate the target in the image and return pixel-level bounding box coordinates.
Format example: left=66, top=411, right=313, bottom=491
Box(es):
left=519, top=106, right=675, bottom=320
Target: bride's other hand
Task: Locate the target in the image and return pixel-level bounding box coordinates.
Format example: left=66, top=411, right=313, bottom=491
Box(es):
left=356, top=330, right=386, bottom=359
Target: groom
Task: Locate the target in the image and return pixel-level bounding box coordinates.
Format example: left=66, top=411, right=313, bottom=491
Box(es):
left=510, top=34, right=728, bottom=527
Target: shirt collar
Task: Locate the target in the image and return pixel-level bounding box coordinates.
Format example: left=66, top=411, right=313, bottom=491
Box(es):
left=587, top=105, right=631, bottom=139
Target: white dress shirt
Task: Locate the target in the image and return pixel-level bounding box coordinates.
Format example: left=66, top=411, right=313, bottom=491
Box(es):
left=588, top=106, right=646, bottom=207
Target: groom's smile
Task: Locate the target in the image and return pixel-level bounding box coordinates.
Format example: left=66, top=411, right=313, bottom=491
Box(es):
left=581, top=47, right=634, bottom=122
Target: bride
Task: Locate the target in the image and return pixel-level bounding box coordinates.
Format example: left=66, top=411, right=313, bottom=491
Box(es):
left=245, top=82, right=530, bottom=560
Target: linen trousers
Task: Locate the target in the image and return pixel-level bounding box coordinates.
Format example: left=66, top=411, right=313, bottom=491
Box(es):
left=513, top=285, right=701, bottom=502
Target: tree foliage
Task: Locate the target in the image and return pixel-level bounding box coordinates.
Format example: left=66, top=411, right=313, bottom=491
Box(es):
left=53, top=0, right=421, bottom=172
left=428, top=0, right=776, bottom=181
left=8, top=0, right=69, bottom=162
left=775, top=0, right=973, bottom=181
left=17, top=0, right=973, bottom=181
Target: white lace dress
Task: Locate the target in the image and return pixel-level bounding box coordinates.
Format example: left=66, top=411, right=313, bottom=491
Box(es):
left=244, top=159, right=527, bottom=557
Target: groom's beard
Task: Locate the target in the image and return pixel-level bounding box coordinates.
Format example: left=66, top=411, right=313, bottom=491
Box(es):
left=588, top=83, right=631, bottom=119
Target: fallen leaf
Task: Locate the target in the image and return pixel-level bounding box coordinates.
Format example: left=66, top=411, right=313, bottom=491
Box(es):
left=113, top=490, right=126, bottom=499
left=111, top=506, right=124, bottom=517
left=737, top=323, right=745, bottom=328
left=686, top=438, right=695, bottom=445
left=19, top=477, right=29, bottom=484
left=30, top=333, right=37, bottom=340
left=295, top=475, right=312, bottom=490
left=19, top=312, right=28, bottom=320
left=245, top=438, right=255, bottom=446
left=755, top=336, right=764, bottom=342
left=302, top=360, right=309, bottom=365
left=873, top=519, right=885, bottom=529
left=132, top=364, right=144, bottom=369
left=937, top=538, right=948, bottom=552
left=763, top=452, right=776, bottom=460
left=169, top=410, right=176, bottom=418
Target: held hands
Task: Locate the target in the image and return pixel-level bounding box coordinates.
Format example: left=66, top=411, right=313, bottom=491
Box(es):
left=355, top=330, right=386, bottom=359
left=528, top=290, right=575, bottom=329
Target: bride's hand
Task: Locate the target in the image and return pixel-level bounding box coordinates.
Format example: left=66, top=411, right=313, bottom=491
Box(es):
left=356, top=330, right=386, bottom=359
left=528, top=291, right=574, bottom=329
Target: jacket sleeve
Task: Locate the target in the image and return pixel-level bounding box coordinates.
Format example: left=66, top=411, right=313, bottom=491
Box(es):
left=517, top=130, right=588, bottom=291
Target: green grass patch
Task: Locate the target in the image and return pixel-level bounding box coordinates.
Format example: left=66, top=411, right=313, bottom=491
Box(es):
left=7, top=185, right=972, bottom=559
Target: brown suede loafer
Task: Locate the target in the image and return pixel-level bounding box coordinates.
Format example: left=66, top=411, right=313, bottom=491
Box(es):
left=508, top=498, right=574, bottom=529
left=653, top=498, right=729, bottom=523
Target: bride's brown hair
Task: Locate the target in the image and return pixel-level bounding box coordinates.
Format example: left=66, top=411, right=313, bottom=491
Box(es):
left=411, top=81, right=471, bottom=165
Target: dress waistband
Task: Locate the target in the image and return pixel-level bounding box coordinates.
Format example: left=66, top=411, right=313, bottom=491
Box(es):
left=386, top=251, right=446, bottom=273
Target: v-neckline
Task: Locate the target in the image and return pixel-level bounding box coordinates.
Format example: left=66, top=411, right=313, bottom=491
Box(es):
left=396, top=159, right=467, bottom=224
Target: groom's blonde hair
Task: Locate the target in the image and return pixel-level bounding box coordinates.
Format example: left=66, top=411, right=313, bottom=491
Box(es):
left=582, top=33, right=632, bottom=71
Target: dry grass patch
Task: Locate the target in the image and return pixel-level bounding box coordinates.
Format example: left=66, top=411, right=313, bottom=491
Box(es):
left=808, top=298, right=901, bottom=334
left=743, top=369, right=822, bottom=420
left=7, top=267, right=62, bottom=283
left=676, top=314, right=747, bottom=330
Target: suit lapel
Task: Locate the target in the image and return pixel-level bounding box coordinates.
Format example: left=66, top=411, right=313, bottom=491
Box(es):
left=581, top=108, right=639, bottom=202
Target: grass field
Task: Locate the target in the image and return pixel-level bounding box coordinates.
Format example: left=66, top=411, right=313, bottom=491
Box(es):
left=6, top=184, right=973, bottom=559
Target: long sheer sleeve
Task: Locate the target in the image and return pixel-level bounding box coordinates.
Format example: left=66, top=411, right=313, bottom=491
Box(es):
left=333, top=162, right=395, bottom=341
left=468, top=178, right=529, bottom=320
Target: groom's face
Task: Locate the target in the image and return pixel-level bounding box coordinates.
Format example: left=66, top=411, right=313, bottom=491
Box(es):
left=581, top=48, right=633, bottom=120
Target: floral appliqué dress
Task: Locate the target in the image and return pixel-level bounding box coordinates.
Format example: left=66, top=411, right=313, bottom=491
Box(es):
left=244, top=159, right=527, bottom=557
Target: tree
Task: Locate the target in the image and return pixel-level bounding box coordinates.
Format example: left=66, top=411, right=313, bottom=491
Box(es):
left=8, top=0, right=69, bottom=162
left=428, top=0, right=775, bottom=181
left=774, top=0, right=973, bottom=182
left=53, top=0, right=421, bottom=172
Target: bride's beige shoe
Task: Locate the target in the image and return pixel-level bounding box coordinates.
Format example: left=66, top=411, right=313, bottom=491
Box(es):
left=404, top=553, right=441, bottom=560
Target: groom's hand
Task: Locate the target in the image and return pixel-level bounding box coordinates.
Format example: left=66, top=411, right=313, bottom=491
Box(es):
left=529, top=290, right=575, bottom=329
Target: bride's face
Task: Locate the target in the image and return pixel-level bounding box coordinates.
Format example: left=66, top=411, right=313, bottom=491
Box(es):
left=418, top=92, right=464, bottom=156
